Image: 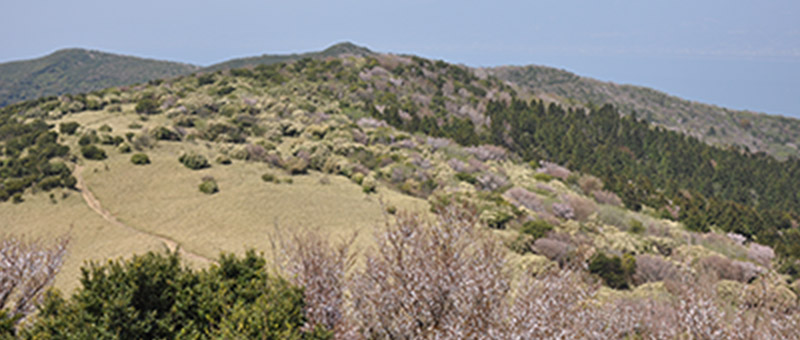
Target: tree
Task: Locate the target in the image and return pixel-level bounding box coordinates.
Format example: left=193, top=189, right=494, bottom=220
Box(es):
left=22, top=250, right=330, bottom=339
left=0, top=234, right=69, bottom=335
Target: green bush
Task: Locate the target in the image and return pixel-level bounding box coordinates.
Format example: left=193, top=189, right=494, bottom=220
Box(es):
left=37, top=176, right=63, bottom=191
left=119, top=143, right=132, bottom=153
left=455, top=172, right=478, bottom=184
left=22, top=251, right=328, bottom=339
left=130, top=153, right=150, bottom=165
left=199, top=177, right=218, bottom=194
left=135, top=97, right=161, bottom=114
left=98, top=124, right=112, bottom=132
left=520, top=219, right=554, bottom=240
left=629, top=219, right=645, bottom=234
left=77, top=133, right=96, bottom=146
left=362, top=176, right=377, bottom=194
left=80, top=145, right=107, bottom=160
left=59, top=122, right=80, bottom=135
left=152, top=126, right=181, bottom=141
left=262, top=172, right=277, bottom=183
left=588, top=252, right=636, bottom=290
left=63, top=175, right=77, bottom=189
left=179, top=153, right=210, bottom=170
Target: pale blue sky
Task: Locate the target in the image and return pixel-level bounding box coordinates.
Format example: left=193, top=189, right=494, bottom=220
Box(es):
left=2, top=0, right=798, bottom=117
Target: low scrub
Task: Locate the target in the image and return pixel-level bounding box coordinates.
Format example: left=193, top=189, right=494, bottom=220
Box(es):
left=130, top=153, right=150, bottom=165
left=179, top=153, right=210, bottom=170
left=80, top=145, right=106, bottom=160
left=199, top=176, right=218, bottom=194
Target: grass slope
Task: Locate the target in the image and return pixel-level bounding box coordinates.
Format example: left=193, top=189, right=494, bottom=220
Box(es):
left=0, top=49, right=198, bottom=107
left=488, top=65, right=800, bottom=159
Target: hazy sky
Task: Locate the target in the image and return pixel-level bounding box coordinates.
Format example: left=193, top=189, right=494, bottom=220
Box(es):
left=2, top=0, right=798, bottom=117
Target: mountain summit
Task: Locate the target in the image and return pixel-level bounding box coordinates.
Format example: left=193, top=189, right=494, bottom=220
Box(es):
left=0, top=49, right=198, bottom=106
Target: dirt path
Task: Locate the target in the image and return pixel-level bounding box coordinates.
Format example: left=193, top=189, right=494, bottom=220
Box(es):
left=73, top=164, right=215, bottom=265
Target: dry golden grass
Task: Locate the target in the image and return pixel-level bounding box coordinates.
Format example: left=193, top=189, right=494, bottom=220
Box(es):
left=50, top=139, right=422, bottom=279
left=0, top=189, right=164, bottom=293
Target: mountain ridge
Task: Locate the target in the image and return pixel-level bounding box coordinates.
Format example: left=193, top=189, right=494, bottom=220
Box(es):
left=1, top=42, right=799, bottom=159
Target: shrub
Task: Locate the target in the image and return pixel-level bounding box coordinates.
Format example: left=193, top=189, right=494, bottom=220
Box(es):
left=132, top=134, right=156, bottom=150
left=0, top=234, right=69, bottom=334
left=533, top=238, right=571, bottom=265
left=476, top=172, right=509, bottom=192
left=135, top=97, right=160, bottom=114
left=286, top=157, right=309, bottom=175
left=199, top=177, right=218, bottom=194
left=130, top=153, right=150, bottom=165
left=77, top=133, right=96, bottom=146
left=22, top=251, right=325, bottom=339
left=504, top=187, right=544, bottom=212
left=80, top=145, right=106, bottom=160
left=454, top=171, right=477, bottom=184
left=350, top=172, right=365, bottom=185
left=520, top=219, right=553, bottom=240
left=593, top=190, right=623, bottom=206
left=37, top=176, right=63, bottom=191
left=695, top=255, right=758, bottom=283
left=552, top=203, right=575, bottom=220
left=465, top=144, right=507, bottom=162
left=362, top=176, right=377, bottom=194
left=588, top=252, right=635, bottom=289
left=179, top=153, right=210, bottom=170
left=216, top=155, right=232, bottom=165
left=385, top=205, right=397, bottom=215
left=633, top=254, right=678, bottom=284
left=578, top=174, right=603, bottom=194
left=537, top=161, right=571, bottom=180
left=118, top=143, right=132, bottom=153
left=629, top=219, right=645, bottom=234
left=98, top=124, right=112, bottom=132
left=152, top=126, right=181, bottom=141
left=261, top=172, right=277, bottom=183
left=748, top=242, right=775, bottom=267
left=533, top=172, right=554, bottom=182
left=59, top=122, right=80, bottom=135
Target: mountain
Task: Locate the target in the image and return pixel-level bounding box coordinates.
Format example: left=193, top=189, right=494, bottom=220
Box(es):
left=0, top=49, right=199, bottom=106
left=2, top=51, right=799, bottom=337
left=488, top=65, right=800, bottom=159
left=201, top=41, right=374, bottom=72
left=0, top=43, right=374, bottom=109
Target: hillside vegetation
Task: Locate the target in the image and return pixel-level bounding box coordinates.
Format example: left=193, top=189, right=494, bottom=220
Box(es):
left=4, top=43, right=799, bottom=162
left=489, top=65, right=800, bottom=159
left=1, top=52, right=800, bottom=337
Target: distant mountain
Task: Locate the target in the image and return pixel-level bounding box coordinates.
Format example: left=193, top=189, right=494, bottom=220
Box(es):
left=488, top=65, right=800, bottom=159
left=0, top=43, right=374, bottom=108
left=201, top=42, right=374, bottom=72
left=0, top=49, right=199, bottom=106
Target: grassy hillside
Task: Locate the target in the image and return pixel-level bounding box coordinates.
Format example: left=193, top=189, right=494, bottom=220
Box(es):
left=2, top=52, right=800, bottom=337
left=0, top=49, right=199, bottom=107
left=488, top=65, right=800, bottom=159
